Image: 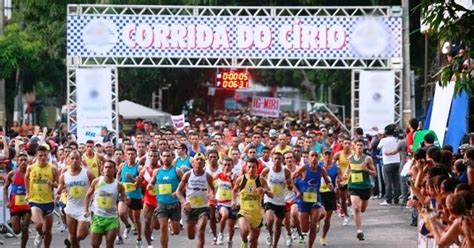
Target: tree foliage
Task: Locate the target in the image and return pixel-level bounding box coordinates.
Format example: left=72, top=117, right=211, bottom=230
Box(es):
left=418, top=0, right=473, bottom=95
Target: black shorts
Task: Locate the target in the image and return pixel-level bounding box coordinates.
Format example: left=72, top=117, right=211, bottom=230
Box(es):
left=186, top=207, right=210, bottom=223
left=264, top=202, right=286, bottom=220
left=155, top=202, right=181, bottom=222
left=320, top=192, right=337, bottom=211
left=340, top=184, right=348, bottom=190
left=349, top=188, right=371, bottom=201
left=128, top=198, right=143, bottom=210
left=11, top=210, right=32, bottom=217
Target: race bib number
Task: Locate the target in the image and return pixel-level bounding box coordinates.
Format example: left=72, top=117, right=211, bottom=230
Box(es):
left=14, top=195, right=27, bottom=205
left=159, top=184, right=172, bottom=195
left=217, top=188, right=232, bottom=201
left=270, top=185, right=284, bottom=196
left=189, top=196, right=205, bottom=208
left=303, top=192, right=317, bottom=203
left=242, top=200, right=257, bottom=210
left=97, top=196, right=113, bottom=210
left=69, top=186, right=86, bottom=198
left=33, top=184, right=50, bottom=197
left=351, top=173, right=364, bottom=183
left=149, top=185, right=160, bottom=196
left=123, top=183, right=136, bottom=193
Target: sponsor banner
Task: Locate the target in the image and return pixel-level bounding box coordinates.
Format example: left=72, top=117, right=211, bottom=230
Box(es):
left=171, top=114, right=185, bottom=131
left=251, top=96, right=280, bottom=118
left=67, top=15, right=401, bottom=59
left=429, top=82, right=455, bottom=145
left=76, top=68, right=113, bottom=143
left=358, top=71, right=395, bottom=133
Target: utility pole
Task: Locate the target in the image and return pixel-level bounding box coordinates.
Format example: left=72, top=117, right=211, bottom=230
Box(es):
left=402, top=0, right=412, bottom=126
left=0, top=0, right=6, bottom=128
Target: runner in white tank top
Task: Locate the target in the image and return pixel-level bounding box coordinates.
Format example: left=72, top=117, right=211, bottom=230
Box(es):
left=56, top=151, right=95, bottom=248
left=177, top=153, right=215, bottom=248
left=260, top=152, right=293, bottom=247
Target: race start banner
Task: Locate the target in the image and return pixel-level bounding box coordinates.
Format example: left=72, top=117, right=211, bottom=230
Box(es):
left=251, top=96, right=280, bottom=118
left=76, top=68, right=113, bottom=143
left=67, top=15, right=401, bottom=59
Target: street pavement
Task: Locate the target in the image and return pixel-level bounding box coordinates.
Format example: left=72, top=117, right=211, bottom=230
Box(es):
left=3, top=198, right=417, bottom=247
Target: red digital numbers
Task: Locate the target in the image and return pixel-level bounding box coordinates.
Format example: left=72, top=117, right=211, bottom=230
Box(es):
left=218, top=72, right=249, bottom=89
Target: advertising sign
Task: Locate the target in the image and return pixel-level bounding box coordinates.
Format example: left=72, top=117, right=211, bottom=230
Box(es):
left=67, top=15, right=401, bottom=59
left=251, top=96, right=280, bottom=118
left=171, top=114, right=186, bottom=131
left=358, top=71, right=395, bottom=133
left=76, top=68, right=113, bottom=143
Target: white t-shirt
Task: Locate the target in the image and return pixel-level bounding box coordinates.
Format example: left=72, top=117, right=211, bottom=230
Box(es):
left=377, top=136, right=401, bottom=164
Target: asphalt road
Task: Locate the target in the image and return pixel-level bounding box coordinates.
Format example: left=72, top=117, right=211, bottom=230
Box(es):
left=3, top=198, right=417, bottom=247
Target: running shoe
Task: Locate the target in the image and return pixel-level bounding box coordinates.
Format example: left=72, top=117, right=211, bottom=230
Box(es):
left=213, top=236, right=218, bottom=245
left=285, top=233, right=293, bottom=246
left=320, top=236, right=328, bottom=246
left=64, top=238, right=72, bottom=248
left=136, top=238, right=143, bottom=248
left=342, top=216, right=350, bottom=226
left=240, top=241, right=248, bottom=248
left=357, top=231, right=365, bottom=241
left=217, top=233, right=224, bottom=245
left=298, top=235, right=305, bottom=244
left=116, top=236, right=124, bottom=245
left=123, top=226, right=131, bottom=239
left=227, top=241, right=233, bottom=248
left=59, top=223, right=67, bottom=232
left=379, top=201, right=392, bottom=206
left=348, top=207, right=354, bottom=217
left=266, top=235, right=273, bottom=246
left=34, top=232, right=43, bottom=248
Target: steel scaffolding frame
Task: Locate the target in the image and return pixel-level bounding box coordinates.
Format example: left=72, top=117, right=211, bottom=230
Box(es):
left=67, top=67, right=119, bottom=137
left=351, top=70, right=403, bottom=134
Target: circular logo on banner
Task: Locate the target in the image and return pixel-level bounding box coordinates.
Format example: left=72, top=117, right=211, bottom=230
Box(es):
left=372, top=92, right=382, bottom=102
left=82, top=19, right=117, bottom=54
left=350, top=17, right=389, bottom=57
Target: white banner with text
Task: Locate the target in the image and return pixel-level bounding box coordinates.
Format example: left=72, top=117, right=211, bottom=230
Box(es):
left=76, top=68, right=113, bottom=143
left=251, top=96, right=280, bottom=118
left=67, top=15, right=401, bottom=59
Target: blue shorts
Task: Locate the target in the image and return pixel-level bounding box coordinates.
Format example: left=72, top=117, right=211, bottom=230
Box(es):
left=28, top=202, right=55, bottom=216
left=296, top=199, right=322, bottom=213
left=217, top=205, right=237, bottom=220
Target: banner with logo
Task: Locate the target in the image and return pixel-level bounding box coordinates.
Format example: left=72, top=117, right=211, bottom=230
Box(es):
left=251, top=96, right=280, bottom=118
left=76, top=68, right=113, bottom=143
left=429, top=82, right=455, bottom=145
left=171, top=114, right=186, bottom=131
left=358, top=71, right=395, bottom=133
left=67, top=15, right=401, bottom=59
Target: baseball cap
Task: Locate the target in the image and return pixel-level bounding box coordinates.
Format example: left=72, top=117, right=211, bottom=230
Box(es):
left=194, top=152, right=206, bottom=160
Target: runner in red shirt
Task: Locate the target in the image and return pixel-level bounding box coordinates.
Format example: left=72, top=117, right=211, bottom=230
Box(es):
left=4, top=153, right=31, bottom=248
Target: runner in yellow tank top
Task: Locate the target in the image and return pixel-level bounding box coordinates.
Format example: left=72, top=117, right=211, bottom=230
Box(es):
left=272, top=134, right=292, bottom=155
left=82, top=140, right=106, bottom=177
left=333, top=136, right=353, bottom=226
left=25, top=146, right=59, bottom=248
left=233, top=158, right=274, bottom=248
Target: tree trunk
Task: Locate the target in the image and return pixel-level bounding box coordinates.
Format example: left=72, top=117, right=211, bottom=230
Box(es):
left=301, top=70, right=317, bottom=101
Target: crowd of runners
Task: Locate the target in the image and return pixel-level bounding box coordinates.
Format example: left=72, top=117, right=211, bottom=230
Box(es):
left=1, top=110, right=473, bottom=248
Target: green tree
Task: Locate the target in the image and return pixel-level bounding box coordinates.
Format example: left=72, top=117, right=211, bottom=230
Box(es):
left=419, top=0, right=473, bottom=94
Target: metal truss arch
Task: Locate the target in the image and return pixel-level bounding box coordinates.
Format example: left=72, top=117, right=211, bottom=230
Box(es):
left=67, top=67, right=119, bottom=138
